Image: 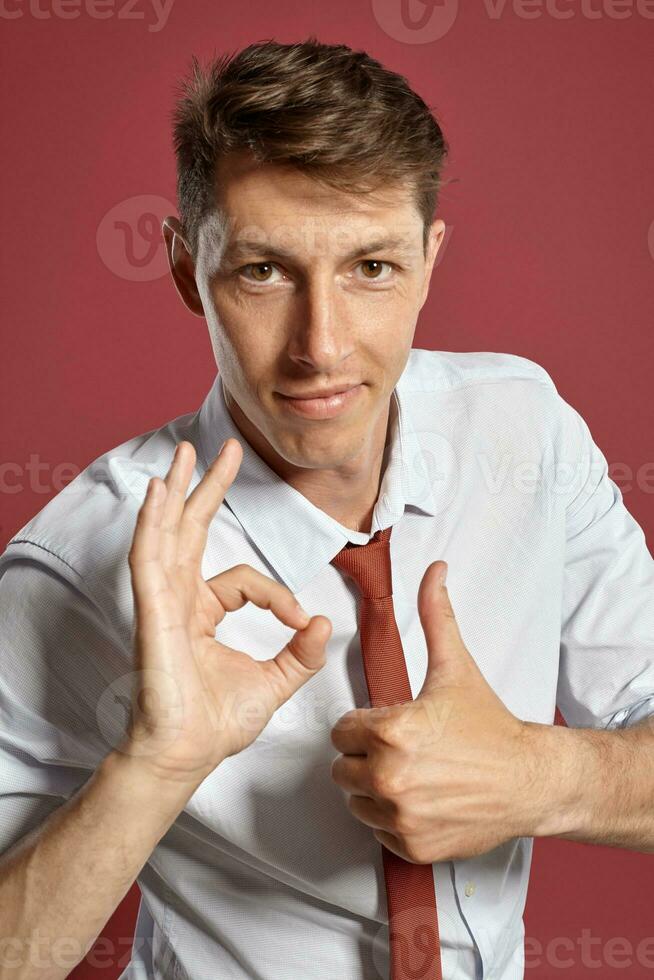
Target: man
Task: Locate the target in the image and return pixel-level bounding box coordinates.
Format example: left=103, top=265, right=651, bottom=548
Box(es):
left=0, top=36, right=653, bottom=980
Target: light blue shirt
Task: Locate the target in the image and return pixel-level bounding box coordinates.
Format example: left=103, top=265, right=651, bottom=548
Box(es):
left=1, top=348, right=653, bottom=979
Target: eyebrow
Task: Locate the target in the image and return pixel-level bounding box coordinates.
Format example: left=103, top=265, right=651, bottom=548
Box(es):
left=222, top=236, right=417, bottom=264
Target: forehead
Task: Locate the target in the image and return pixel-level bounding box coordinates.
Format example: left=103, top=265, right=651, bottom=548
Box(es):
left=206, top=150, right=422, bottom=258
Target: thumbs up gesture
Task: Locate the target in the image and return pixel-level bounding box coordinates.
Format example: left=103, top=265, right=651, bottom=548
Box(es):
left=330, top=561, right=545, bottom=864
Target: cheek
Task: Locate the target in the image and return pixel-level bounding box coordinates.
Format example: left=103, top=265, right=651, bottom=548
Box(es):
left=206, top=307, right=288, bottom=405
left=208, top=280, right=417, bottom=365
left=357, top=298, right=417, bottom=352
left=209, top=289, right=278, bottom=357
left=216, top=280, right=297, bottom=327
left=348, top=281, right=421, bottom=331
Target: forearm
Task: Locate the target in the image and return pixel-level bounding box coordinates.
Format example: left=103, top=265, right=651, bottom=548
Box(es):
left=524, top=715, right=654, bottom=852
left=0, top=750, right=200, bottom=980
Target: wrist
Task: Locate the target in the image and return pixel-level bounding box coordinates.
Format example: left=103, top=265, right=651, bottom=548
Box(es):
left=99, top=747, right=211, bottom=813
left=520, top=720, right=600, bottom=839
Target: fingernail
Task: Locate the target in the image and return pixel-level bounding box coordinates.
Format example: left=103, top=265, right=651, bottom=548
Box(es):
left=218, top=440, right=226, bottom=455
left=438, top=563, right=448, bottom=588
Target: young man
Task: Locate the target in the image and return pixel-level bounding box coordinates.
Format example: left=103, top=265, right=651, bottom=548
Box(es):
left=1, top=37, right=653, bottom=980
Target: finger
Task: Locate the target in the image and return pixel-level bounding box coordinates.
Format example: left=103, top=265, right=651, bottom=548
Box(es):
left=205, top=563, right=314, bottom=633
left=259, top=614, right=333, bottom=708
left=418, top=561, right=467, bottom=664
left=159, top=441, right=196, bottom=570
left=128, top=477, right=170, bottom=610
left=372, top=828, right=410, bottom=860
left=348, top=794, right=393, bottom=832
left=177, top=438, right=242, bottom=566
left=330, top=708, right=372, bottom=755
left=330, top=754, right=376, bottom=796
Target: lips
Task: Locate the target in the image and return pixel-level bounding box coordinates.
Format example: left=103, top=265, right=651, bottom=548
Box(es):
left=275, top=383, right=365, bottom=420
left=277, top=384, right=359, bottom=399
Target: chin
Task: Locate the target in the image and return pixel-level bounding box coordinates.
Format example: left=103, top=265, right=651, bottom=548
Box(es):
left=289, top=432, right=366, bottom=468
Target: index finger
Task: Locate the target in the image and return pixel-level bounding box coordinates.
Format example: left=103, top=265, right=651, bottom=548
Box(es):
left=177, top=437, right=243, bottom=565
left=330, top=708, right=372, bottom=755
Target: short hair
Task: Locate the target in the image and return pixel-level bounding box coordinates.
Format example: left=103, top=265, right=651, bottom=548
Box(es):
left=171, top=37, right=451, bottom=261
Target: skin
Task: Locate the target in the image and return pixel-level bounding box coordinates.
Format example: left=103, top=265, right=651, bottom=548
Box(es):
left=162, top=148, right=446, bottom=533
left=154, top=151, right=552, bottom=865
left=330, top=569, right=556, bottom=864
left=152, top=154, right=548, bottom=861
left=155, top=150, right=651, bottom=866
left=0, top=152, right=649, bottom=980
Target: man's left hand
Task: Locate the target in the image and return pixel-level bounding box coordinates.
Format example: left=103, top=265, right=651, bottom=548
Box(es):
left=329, top=561, right=547, bottom=864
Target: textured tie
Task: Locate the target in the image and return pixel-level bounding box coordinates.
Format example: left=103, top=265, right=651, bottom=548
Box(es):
left=331, top=525, right=443, bottom=980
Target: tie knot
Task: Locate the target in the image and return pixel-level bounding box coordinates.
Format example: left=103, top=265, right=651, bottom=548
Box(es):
left=330, top=525, right=394, bottom=599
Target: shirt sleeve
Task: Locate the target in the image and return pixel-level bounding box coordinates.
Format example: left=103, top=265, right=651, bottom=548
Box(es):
left=555, top=397, right=654, bottom=730
left=0, top=556, right=129, bottom=858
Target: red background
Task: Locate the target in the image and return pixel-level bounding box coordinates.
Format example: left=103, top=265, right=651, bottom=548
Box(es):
left=2, top=0, right=653, bottom=976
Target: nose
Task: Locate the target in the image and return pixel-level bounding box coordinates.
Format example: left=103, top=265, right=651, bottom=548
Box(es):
left=287, top=272, right=355, bottom=372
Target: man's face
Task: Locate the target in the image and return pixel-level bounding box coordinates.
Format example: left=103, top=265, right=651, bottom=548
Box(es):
left=164, top=150, right=445, bottom=474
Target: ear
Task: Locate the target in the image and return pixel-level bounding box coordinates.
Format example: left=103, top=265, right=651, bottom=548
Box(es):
left=162, top=216, right=205, bottom=317
left=419, top=218, right=447, bottom=311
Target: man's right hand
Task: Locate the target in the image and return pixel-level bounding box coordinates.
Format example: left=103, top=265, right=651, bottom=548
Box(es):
left=121, top=437, right=332, bottom=789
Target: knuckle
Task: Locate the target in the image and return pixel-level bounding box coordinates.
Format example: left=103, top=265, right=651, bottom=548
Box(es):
left=393, top=807, right=418, bottom=836
left=367, top=767, right=382, bottom=795
left=369, top=767, right=393, bottom=798
left=186, top=509, right=210, bottom=530
left=371, top=718, right=401, bottom=748
left=403, top=841, right=426, bottom=864
left=377, top=769, right=407, bottom=799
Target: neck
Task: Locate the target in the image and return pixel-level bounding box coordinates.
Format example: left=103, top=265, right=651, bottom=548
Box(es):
left=223, top=386, right=394, bottom=533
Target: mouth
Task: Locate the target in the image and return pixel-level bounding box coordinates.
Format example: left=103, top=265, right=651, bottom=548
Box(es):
left=274, top=383, right=365, bottom=420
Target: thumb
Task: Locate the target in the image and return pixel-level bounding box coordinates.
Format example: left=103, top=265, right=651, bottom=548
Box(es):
left=417, top=561, right=470, bottom=693
left=265, top=615, right=332, bottom=705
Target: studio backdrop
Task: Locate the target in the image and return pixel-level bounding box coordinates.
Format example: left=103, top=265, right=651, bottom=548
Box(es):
left=1, top=1, right=653, bottom=977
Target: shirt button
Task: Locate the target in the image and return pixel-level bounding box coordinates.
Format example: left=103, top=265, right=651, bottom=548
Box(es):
left=464, top=881, right=476, bottom=897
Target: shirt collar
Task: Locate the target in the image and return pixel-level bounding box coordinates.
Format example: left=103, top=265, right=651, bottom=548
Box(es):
left=196, top=366, right=437, bottom=593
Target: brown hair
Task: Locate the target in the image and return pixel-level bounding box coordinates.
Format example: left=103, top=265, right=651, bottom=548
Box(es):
left=171, top=37, right=451, bottom=261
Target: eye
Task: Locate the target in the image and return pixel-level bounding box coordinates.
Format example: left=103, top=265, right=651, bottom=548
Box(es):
left=239, top=262, right=285, bottom=284
left=356, top=260, right=394, bottom=282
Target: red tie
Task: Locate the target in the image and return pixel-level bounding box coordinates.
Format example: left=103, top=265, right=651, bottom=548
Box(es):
left=331, top=525, right=443, bottom=980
